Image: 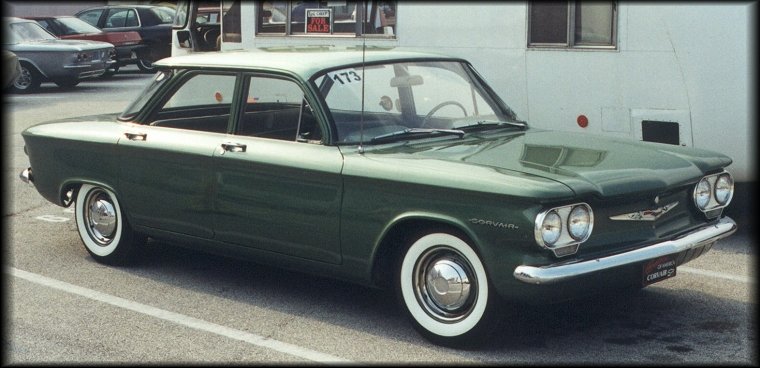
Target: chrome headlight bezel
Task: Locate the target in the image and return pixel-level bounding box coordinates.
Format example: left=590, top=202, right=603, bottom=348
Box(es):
left=693, top=171, right=734, bottom=216
left=534, top=203, right=594, bottom=257
left=714, top=173, right=734, bottom=205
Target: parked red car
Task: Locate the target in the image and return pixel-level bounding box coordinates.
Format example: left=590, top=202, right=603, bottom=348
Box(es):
left=25, top=16, right=144, bottom=75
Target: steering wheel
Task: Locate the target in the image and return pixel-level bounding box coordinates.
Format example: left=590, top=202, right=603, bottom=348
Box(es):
left=420, top=101, right=467, bottom=128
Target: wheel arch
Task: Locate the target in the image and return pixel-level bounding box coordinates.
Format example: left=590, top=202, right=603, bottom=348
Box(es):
left=17, top=59, right=48, bottom=79
left=58, top=179, right=119, bottom=208
left=369, top=212, right=483, bottom=289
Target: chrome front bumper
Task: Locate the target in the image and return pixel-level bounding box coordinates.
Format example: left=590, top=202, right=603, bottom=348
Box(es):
left=513, top=217, right=737, bottom=285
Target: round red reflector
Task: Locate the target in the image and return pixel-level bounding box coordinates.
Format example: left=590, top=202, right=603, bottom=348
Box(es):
left=577, top=115, right=589, bottom=128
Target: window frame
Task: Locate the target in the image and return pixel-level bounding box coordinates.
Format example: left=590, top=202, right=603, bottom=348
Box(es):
left=255, top=1, right=396, bottom=39
left=527, top=1, right=617, bottom=50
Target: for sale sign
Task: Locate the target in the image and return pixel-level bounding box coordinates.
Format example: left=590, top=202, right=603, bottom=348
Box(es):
left=305, top=9, right=332, bottom=34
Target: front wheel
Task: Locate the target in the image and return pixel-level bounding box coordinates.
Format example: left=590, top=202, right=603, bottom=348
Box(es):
left=396, top=231, right=499, bottom=347
left=75, top=184, right=144, bottom=265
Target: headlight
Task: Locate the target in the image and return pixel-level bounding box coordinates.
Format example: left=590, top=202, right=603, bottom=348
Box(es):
left=694, top=178, right=711, bottom=210
left=714, top=174, right=733, bottom=205
left=568, top=205, right=592, bottom=241
left=541, top=211, right=562, bottom=245
left=693, top=171, right=734, bottom=217
left=534, top=203, right=593, bottom=257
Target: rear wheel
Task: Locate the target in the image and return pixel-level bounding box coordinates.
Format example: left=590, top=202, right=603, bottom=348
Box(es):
left=396, top=231, right=500, bottom=347
left=136, top=58, right=156, bottom=72
left=11, top=63, right=41, bottom=93
left=75, top=184, right=144, bottom=265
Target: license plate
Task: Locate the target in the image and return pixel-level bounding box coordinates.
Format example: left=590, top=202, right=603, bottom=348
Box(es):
left=642, top=255, right=677, bottom=286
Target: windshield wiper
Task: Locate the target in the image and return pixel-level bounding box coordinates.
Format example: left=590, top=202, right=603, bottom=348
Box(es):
left=370, top=128, right=465, bottom=144
left=457, top=120, right=527, bottom=131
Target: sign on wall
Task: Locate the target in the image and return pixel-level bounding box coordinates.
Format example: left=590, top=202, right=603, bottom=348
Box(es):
left=305, top=8, right=332, bottom=34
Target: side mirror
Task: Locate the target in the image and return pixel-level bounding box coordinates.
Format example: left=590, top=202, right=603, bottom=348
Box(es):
left=176, top=30, right=192, bottom=48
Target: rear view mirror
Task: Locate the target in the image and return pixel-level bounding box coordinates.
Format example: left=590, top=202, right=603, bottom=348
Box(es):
left=390, top=75, right=423, bottom=87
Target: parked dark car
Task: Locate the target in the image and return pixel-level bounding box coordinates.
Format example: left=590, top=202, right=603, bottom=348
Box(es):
left=75, top=5, right=175, bottom=72
left=2, top=17, right=115, bottom=93
left=26, top=16, right=143, bottom=75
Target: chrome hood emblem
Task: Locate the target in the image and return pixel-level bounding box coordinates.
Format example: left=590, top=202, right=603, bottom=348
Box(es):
left=610, top=201, right=679, bottom=221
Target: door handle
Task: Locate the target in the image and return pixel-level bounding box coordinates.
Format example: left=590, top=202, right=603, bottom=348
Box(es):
left=221, top=142, right=247, bottom=153
left=124, top=132, right=147, bottom=141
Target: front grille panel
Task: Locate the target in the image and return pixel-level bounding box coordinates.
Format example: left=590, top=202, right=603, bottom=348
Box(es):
left=576, top=184, right=713, bottom=258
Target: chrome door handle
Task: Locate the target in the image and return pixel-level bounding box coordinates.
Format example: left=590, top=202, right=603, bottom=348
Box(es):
left=124, top=132, right=147, bottom=141
left=221, top=143, right=247, bottom=153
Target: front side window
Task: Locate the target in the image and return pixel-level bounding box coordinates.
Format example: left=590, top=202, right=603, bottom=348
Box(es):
left=257, top=1, right=396, bottom=37
left=314, top=60, right=515, bottom=144
left=528, top=1, right=616, bottom=48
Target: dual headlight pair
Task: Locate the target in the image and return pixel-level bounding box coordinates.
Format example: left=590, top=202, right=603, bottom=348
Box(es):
left=693, top=172, right=734, bottom=214
left=534, top=203, right=593, bottom=257
left=75, top=52, right=91, bottom=62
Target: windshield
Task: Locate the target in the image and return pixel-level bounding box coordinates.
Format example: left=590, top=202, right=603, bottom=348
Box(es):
left=313, top=60, right=518, bottom=144
left=55, top=17, right=102, bottom=35
left=10, top=22, right=57, bottom=42
left=120, top=70, right=173, bottom=120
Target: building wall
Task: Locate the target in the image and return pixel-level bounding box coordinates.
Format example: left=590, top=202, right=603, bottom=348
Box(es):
left=242, top=3, right=753, bottom=182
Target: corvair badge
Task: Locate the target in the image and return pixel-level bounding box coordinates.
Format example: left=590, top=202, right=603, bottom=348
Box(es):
left=610, top=201, right=679, bottom=221
left=468, top=218, right=519, bottom=229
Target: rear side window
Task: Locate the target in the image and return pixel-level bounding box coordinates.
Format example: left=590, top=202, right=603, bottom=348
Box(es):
left=77, top=9, right=104, bottom=27
left=105, top=8, right=139, bottom=28
left=147, top=72, right=237, bottom=134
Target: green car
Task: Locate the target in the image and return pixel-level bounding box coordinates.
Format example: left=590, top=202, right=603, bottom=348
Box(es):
left=19, top=48, right=737, bottom=347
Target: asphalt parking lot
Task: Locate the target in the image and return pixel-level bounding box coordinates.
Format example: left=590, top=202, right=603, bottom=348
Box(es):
left=4, top=68, right=756, bottom=364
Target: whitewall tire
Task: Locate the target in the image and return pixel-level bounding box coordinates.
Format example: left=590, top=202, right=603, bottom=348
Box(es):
left=75, top=184, right=143, bottom=265
left=397, top=231, right=499, bottom=346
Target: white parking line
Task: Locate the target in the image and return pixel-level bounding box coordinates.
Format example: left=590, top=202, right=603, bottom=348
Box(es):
left=679, top=266, right=753, bottom=284
left=7, top=267, right=351, bottom=364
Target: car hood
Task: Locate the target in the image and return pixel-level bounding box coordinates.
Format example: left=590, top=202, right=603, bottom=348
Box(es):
left=12, top=39, right=113, bottom=51
left=360, top=128, right=732, bottom=199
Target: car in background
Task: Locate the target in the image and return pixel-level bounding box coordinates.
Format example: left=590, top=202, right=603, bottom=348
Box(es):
left=76, top=4, right=175, bottom=72
left=2, top=17, right=115, bottom=93
left=3, top=50, right=22, bottom=89
left=26, top=16, right=143, bottom=76
left=18, top=48, right=737, bottom=347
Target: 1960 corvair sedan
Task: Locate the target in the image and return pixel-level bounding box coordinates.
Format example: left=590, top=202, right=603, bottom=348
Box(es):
left=19, top=48, right=737, bottom=347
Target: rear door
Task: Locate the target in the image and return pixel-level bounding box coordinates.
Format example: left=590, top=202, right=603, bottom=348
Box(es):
left=118, top=70, right=239, bottom=238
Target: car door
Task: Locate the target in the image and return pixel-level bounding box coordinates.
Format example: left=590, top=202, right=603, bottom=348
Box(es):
left=212, top=73, right=344, bottom=264
left=118, top=70, right=239, bottom=238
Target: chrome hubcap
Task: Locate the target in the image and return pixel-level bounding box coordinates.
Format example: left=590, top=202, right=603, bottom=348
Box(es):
left=85, top=189, right=117, bottom=245
left=15, top=67, right=31, bottom=89
left=414, top=247, right=477, bottom=322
